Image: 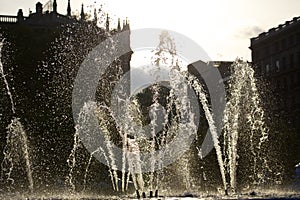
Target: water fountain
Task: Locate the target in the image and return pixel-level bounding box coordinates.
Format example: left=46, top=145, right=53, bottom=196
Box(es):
left=0, top=40, right=33, bottom=194
left=0, top=21, right=299, bottom=199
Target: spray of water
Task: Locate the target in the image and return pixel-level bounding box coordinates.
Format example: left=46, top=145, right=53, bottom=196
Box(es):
left=187, top=73, right=228, bottom=193
left=65, top=124, right=80, bottom=192
left=223, top=60, right=269, bottom=193
left=122, top=97, right=146, bottom=193
left=0, top=39, right=34, bottom=193
left=72, top=101, right=121, bottom=191
left=63, top=29, right=272, bottom=197
left=0, top=40, right=15, bottom=114
left=82, top=146, right=114, bottom=191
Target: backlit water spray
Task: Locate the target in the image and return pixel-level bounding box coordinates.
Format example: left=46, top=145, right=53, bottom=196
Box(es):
left=187, top=73, right=227, bottom=193
left=223, top=60, right=270, bottom=193
left=0, top=39, right=34, bottom=193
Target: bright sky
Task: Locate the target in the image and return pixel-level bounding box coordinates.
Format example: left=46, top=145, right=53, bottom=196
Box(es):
left=0, top=0, right=299, bottom=61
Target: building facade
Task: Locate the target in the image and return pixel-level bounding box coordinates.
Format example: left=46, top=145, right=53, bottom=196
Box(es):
left=0, top=0, right=129, bottom=31
left=0, top=0, right=80, bottom=27
left=250, top=16, right=300, bottom=134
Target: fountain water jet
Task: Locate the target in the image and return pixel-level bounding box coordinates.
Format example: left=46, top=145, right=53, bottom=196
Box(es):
left=0, top=39, right=34, bottom=193
left=187, top=73, right=227, bottom=194
left=223, top=60, right=270, bottom=193
left=0, top=24, right=297, bottom=198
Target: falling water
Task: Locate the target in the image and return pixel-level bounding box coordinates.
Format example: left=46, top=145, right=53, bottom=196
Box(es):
left=0, top=40, right=34, bottom=192
left=121, top=117, right=128, bottom=193
left=97, top=104, right=121, bottom=192
left=60, top=29, right=272, bottom=197
left=223, top=60, right=269, bottom=193
left=64, top=57, right=272, bottom=197
left=187, top=73, right=228, bottom=194
left=121, top=98, right=145, bottom=194
left=0, top=40, right=15, bottom=114
left=149, top=84, right=160, bottom=192
left=0, top=5, right=288, bottom=197
left=65, top=124, right=80, bottom=192
left=222, top=61, right=246, bottom=193
left=151, top=31, right=198, bottom=194
left=83, top=146, right=113, bottom=191
left=65, top=26, right=128, bottom=192
left=67, top=101, right=121, bottom=192
left=127, top=137, right=145, bottom=194
left=83, top=148, right=98, bottom=191
left=147, top=61, right=165, bottom=193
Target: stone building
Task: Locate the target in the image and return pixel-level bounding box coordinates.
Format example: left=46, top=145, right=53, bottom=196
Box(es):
left=0, top=0, right=80, bottom=27
left=250, top=16, right=300, bottom=134
left=0, top=0, right=129, bottom=31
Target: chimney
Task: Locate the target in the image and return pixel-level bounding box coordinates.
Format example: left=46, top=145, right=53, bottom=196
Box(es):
left=80, top=4, right=85, bottom=20
left=67, top=0, right=71, bottom=16
left=17, top=9, right=24, bottom=23
left=36, top=2, right=43, bottom=14
left=53, top=0, right=57, bottom=13
left=106, top=14, right=109, bottom=32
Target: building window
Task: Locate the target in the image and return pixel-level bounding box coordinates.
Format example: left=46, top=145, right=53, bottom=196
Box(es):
left=282, top=56, right=286, bottom=70
left=289, top=35, right=294, bottom=46
left=265, top=64, right=270, bottom=74
left=283, top=77, right=287, bottom=89
left=290, top=54, right=294, bottom=68
left=291, top=74, right=295, bottom=88
left=275, top=60, right=280, bottom=71
left=291, top=96, right=295, bottom=109
left=274, top=42, right=279, bottom=52
left=265, top=46, right=270, bottom=57
left=281, top=38, right=287, bottom=50
left=255, top=64, right=261, bottom=75
left=276, top=80, right=281, bottom=89
left=260, top=65, right=264, bottom=75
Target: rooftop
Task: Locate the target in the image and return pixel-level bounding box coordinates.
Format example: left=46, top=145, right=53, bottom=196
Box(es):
left=250, top=16, right=300, bottom=45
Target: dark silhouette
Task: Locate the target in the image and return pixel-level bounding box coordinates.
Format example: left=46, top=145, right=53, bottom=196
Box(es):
left=250, top=17, right=300, bottom=137
left=0, top=0, right=131, bottom=194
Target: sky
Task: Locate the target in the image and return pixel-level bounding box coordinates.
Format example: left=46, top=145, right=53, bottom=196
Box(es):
left=0, top=0, right=299, bottom=62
